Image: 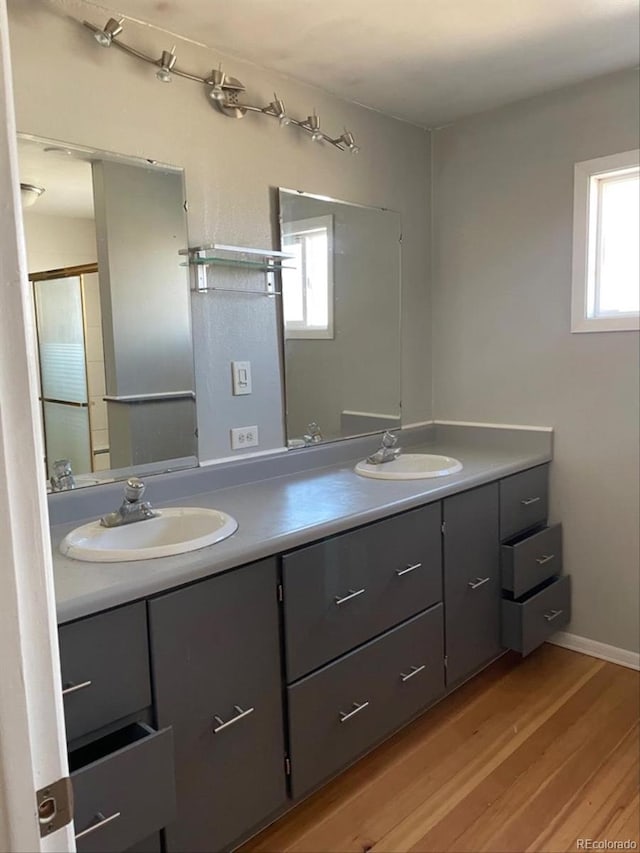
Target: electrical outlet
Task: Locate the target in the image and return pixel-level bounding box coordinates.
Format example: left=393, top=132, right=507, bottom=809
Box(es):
left=230, top=425, right=259, bottom=450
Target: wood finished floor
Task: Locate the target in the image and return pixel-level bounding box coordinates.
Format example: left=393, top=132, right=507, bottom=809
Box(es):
left=241, top=645, right=640, bottom=853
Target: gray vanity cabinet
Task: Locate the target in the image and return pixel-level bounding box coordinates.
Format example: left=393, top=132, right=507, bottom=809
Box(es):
left=148, top=558, right=287, bottom=853
left=443, top=482, right=501, bottom=687
left=283, top=503, right=442, bottom=681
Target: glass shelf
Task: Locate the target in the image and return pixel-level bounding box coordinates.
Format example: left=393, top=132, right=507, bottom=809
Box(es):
left=180, top=256, right=294, bottom=272
left=179, top=243, right=295, bottom=292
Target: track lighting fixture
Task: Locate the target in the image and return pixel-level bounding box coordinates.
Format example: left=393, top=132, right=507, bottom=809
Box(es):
left=81, top=16, right=361, bottom=154
left=156, top=48, right=177, bottom=83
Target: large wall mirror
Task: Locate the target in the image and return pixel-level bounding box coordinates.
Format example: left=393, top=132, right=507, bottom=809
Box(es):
left=278, top=188, right=402, bottom=446
left=18, top=135, right=197, bottom=490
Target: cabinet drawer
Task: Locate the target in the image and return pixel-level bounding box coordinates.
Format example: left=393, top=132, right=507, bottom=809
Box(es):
left=59, top=603, right=151, bottom=743
left=288, top=605, right=444, bottom=800
left=70, top=723, right=175, bottom=853
left=502, top=523, right=562, bottom=598
left=283, top=504, right=442, bottom=681
left=500, top=465, right=549, bottom=541
left=502, top=575, right=571, bottom=656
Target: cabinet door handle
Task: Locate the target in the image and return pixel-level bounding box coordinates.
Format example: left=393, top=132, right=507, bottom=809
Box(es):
left=536, top=554, right=555, bottom=566
left=544, top=609, right=563, bottom=622
left=339, top=700, right=370, bottom=723
left=212, top=704, right=255, bottom=734
left=400, top=664, right=426, bottom=682
left=520, top=496, right=541, bottom=506
left=62, top=680, right=92, bottom=697
left=75, top=811, right=121, bottom=840
left=335, top=588, right=366, bottom=605
left=396, top=562, right=422, bottom=577
left=468, top=577, right=491, bottom=590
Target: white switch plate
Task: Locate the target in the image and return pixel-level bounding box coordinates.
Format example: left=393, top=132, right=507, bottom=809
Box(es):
left=231, top=425, right=259, bottom=450
left=231, top=361, right=252, bottom=396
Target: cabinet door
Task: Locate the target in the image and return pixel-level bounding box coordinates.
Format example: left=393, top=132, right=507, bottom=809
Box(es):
left=148, top=559, right=287, bottom=853
left=444, top=483, right=501, bottom=686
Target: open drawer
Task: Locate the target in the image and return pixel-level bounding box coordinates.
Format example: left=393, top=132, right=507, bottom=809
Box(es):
left=502, top=575, right=571, bottom=657
left=501, top=523, right=563, bottom=598
left=70, top=723, right=175, bottom=853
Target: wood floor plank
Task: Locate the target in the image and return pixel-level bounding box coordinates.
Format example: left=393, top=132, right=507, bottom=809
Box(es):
left=405, top=663, right=631, bottom=852
left=527, top=724, right=639, bottom=852
left=240, top=647, right=639, bottom=853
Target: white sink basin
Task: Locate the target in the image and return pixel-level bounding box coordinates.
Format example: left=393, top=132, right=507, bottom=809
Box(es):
left=355, top=453, right=463, bottom=480
left=60, top=507, right=238, bottom=562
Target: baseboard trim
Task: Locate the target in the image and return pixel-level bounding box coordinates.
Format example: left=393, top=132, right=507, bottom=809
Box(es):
left=548, top=632, right=640, bottom=671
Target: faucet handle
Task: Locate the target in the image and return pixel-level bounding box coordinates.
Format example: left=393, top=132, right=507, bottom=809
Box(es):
left=53, top=459, right=73, bottom=476
left=381, top=430, right=398, bottom=448
left=124, top=477, right=145, bottom=503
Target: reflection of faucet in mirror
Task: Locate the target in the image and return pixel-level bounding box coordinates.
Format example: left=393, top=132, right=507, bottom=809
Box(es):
left=100, top=477, right=158, bottom=527
left=366, top=431, right=402, bottom=465
left=50, top=459, right=76, bottom=492
left=303, top=422, right=323, bottom=445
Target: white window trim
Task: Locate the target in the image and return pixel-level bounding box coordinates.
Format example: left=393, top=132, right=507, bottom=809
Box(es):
left=282, top=214, right=334, bottom=340
left=571, top=149, right=640, bottom=333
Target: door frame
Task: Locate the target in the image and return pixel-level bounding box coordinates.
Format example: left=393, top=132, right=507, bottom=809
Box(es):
left=0, top=3, right=74, bottom=849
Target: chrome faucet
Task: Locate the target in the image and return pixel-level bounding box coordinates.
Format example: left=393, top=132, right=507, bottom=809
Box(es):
left=303, top=422, right=323, bottom=445
left=50, top=459, right=76, bottom=492
left=366, top=430, right=402, bottom=465
left=100, top=477, right=158, bottom=528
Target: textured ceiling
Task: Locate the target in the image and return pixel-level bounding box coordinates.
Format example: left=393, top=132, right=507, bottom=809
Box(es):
left=76, top=0, right=640, bottom=127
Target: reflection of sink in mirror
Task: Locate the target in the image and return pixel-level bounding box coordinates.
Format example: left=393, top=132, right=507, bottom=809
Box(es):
left=60, top=507, right=238, bottom=563
left=355, top=454, right=463, bottom=480
left=18, top=134, right=197, bottom=490
left=279, top=188, right=401, bottom=447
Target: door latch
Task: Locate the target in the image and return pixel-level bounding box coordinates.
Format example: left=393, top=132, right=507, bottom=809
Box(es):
left=36, top=776, right=73, bottom=837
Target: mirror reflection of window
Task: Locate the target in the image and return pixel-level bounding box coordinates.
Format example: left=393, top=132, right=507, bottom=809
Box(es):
left=282, top=215, right=334, bottom=339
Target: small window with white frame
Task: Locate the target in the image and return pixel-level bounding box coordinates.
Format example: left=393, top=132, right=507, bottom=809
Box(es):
left=281, top=215, right=334, bottom=339
left=571, top=149, right=640, bottom=333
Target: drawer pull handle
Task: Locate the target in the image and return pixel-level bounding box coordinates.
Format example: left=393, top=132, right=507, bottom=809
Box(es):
left=335, top=588, right=366, bottom=605
left=213, top=705, right=255, bottom=734
left=520, top=496, right=541, bottom=506
left=401, top=664, right=427, bottom=682
left=544, top=609, right=563, bottom=622
left=536, top=554, right=555, bottom=566
left=339, top=700, right=370, bottom=723
left=75, top=811, right=121, bottom=840
left=468, top=577, right=491, bottom=590
left=396, top=562, right=422, bottom=577
left=62, top=680, right=92, bottom=697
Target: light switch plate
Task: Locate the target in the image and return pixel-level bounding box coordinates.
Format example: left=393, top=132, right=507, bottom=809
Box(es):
left=231, top=361, right=252, bottom=396
left=231, top=426, right=259, bottom=450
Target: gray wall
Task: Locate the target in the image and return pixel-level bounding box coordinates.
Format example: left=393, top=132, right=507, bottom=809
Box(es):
left=7, top=0, right=432, bottom=462
left=281, top=193, right=401, bottom=441
left=432, top=68, right=640, bottom=654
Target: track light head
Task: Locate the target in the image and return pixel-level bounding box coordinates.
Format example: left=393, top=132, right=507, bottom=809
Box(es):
left=93, top=17, right=123, bottom=47
left=156, top=48, right=177, bottom=83
left=206, top=66, right=228, bottom=101
left=340, top=130, right=360, bottom=154
left=265, top=94, right=291, bottom=126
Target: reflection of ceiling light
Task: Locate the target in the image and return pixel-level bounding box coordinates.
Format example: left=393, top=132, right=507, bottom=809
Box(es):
left=20, top=183, right=45, bottom=208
